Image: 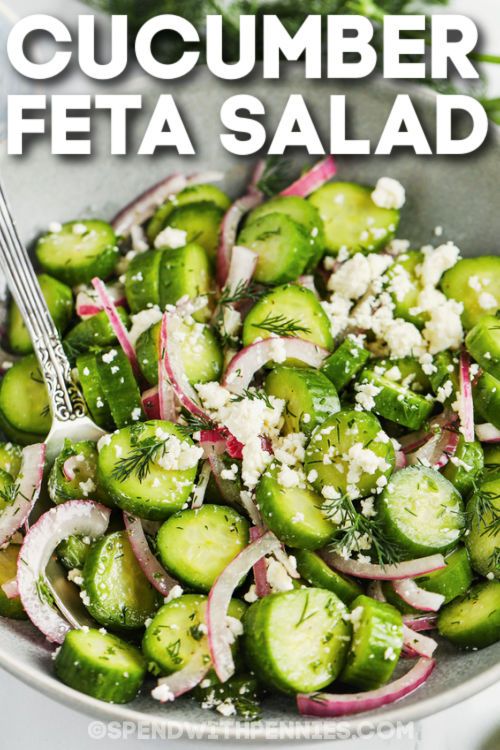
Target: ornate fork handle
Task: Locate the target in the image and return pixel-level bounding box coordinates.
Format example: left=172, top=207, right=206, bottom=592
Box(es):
left=0, top=183, right=86, bottom=422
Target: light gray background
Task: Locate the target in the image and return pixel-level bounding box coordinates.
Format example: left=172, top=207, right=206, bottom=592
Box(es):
left=0, top=0, right=499, bottom=747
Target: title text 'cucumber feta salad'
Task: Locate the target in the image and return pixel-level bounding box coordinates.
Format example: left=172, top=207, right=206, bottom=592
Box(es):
left=0, top=158, right=499, bottom=719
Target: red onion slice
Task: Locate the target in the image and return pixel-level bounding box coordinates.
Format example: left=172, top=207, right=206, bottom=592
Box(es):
left=402, top=625, right=437, bottom=658
left=75, top=284, right=126, bottom=319
left=17, top=501, right=111, bottom=644
left=392, top=579, right=445, bottom=612
left=297, top=275, right=319, bottom=297
left=321, top=550, right=446, bottom=580
left=1, top=577, right=19, bottom=599
left=297, top=657, right=435, bottom=717
left=403, top=613, right=438, bottom=632
left=158, top=315, right=178, bottom=422
left=123, top=513, right=178, bottom=597
left=367, top=581, right=386, bottom=602
left=475, top=422, right=500, bottom=442
left=280, top=156, right=336, bottom=198
left=399, top=411, right=457, bottom=454
left=224, top=245, right=258, bottom=296
left=160, top=312, right=208, bottom=419
left=250, top=527, right=270, bottom=597
left=206, top=531, right=282, bottom=682
left=407, top=427, right=459, bottom=470
left=91, top=277, right=141, bottom=379
left=191, top=461, right=211, bottom=509
left=217, top=194, right=263, bottom=287
left=395, top=450, right=407, bottom=470
left=458, top=351, right=475, bottom=443
left=222, top=337, right=329, bottom=394
left=0, top=444, right=45, bottom=547
left=151, top=651, right=210, bottom=702
left=142, top=386, right=161, bottom=420
left=62, top=455, right=80, bottom=482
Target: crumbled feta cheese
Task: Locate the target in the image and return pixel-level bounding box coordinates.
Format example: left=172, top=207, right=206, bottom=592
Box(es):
left=418, top=243, right=460, bottom=288
left=164, top=585, right=184, bottom=603
left=78, top=478, right=95, bottom=497
left=266, top=559, right=293, bottom=593
left=371, top=177, right=406, bottom=209
left=354, top=382, right=381, bottom=411
left=151, top=684, right=175, bottom=702
left=154, top=226, right=187, bottom=250
left=128, top=306, right=162, bottom=346
left=101, top=349, right=118, bottom=364
left=243, top=584, right=258, bottom=603
left=478, top=292, right=497, bottom=310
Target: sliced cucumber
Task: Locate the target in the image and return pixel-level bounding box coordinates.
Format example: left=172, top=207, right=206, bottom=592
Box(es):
left=48, top=439, right=106, bottom=505
left=148, top=184, right=230, bottom=244
left=321, top=338, right=370, bottom=392
left=304, top=410, right=395, bottom=500
left=416, top=547, right=473, bottom=604
left=96, top=348, right=143, bottom=428
left=473, top=371, right=500, bottom=430
left=8, top=274, right=73, bottom=354
left=437, top=580, right=500, bottom=649
left=358, top=368, right=434, bottom=430
left=243, top=284, right=333, bottom=351
left=385, top=250, right=426, bottom=328
left=193, top=671, right=260, bottom=721
left=374, top=357, right=431, bottom=394
left=0, top=544, right=26, bottom=619
left=142, top=594, right=245, bottom=676
left=256, top=467, right=335, bottom=550
left=83, top=530, right=161, bottom=629
left=56, top=535, right=92, bottom=571
left=165, top=202, right=224, bottom=264
left=65, top=308, right=129, bottom=356
left=125, top=250, right=163, bottom=314
left=308, top=182, right=399, bottom=255
left=55, top=628, right=146, bottom=703
left=237, top=214, right=314, bottom=285
left=484, top=445, right=500, bottom=474
left=98, top=421, right=199, bottom=521
left=243, top=588, right=350, bottom=694
left=428, top=351, right=458, bottom=399
left=378, top=467, right=465, bottom=558
left=294, top=550, right=363, bottom=604
left=264, top=366, right=339, bottom=436
left=0, top=354, right=50, bottom=443
left=466, top=314, right=500, bottom=381
left=159, top=243, right=212, bottom=323
left=246, top=195, right=325, bottom=270
left=465, top=474, right=500, bottom=579
left=36, top=220, right=118, bottom=286
left=157, top=505, right=249, bottom=592
left=441, top=256, right=500, bottom=330
left=76, top=352, right=114, bottom=430
left=0, top=442, right=22, bottom=478
left=442, top=436, right=484, bottom=497
left=340, top=595, right=403, bottom=690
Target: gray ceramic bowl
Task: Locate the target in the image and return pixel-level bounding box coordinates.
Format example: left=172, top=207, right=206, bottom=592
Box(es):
left=0, top=68, right=499, bottom=740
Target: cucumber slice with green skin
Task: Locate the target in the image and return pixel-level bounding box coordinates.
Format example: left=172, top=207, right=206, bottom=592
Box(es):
left=8, top=274, right=74, bottom=355
left=304, top=410, right=395, bottom=500
left=98, top=421, right=199, bottom=521
left=166, top=202, right=224, bottom=264
left=321, top=338, right=370, bottom=392
left=245, top=195, right=326, bottom=270
left=96, top=348, right=143, bottom=428
left=484, top=445, right=500, bottom=474
left=0, top=410, right=45, bottom=447
left=0, top=354, right=50, bottom=441
left=242, top=284, right=333, bottom=351
left=54, top=628, right=146, bottom=703
left=147, top=185, right=231, bottom=243
left=65, top=307, right=129, bottom=356
left=442, top=436, right=484, bottom=497
left=48, top=439, right=107, bottom=505
left=142, top=594, right=246, bottom=676
left=385, top=251, right=426, bottom=328
left=194, top=671, right=260, bottom=721
left=0, top=442, right=22, bottom=478
left=237, top=213, right=314, bottom=285
left=0, top=468, right=17, bottom=514
left=358, top=369, right=434, bottom=431
left=416, top=547, right=473, bottom=603
left=441, top=256, right=500, bottom=330
left=125, top=250, right=163, bottom=314
left=308, top=182, right=399, bottom=255
left=437, top=580, right=500, bottom=649
left=264, top=366, right=339, bottom=436
left=56, top=535, right=92, bottom=571
left=76, top=353, right=114, bottom=430
left=36, top=220, right=119, bottom=286
left=378, top=467, right=465, bottom=558
left=293, top=550, right=363, bottom=604
left=256, top=467, right=336, bottom=550
left=473, top=371, right=500, bottom=430
left=159, top=243, right=212, bottom=323
left=136, top=319, right=222, bottom=388
left=157, top=505, right=249, bottom=592
left=83, top=530, right=162, bottom=629
left=380, top=582, right=417, bottom=615
left=243, top=588, right=351, bottom=694
left=428, top=351, right=459, bottom=398
left=0, top=544, right=26, bottom=620
left=466, top=314, right=500, bottom=381
left=341, top=595, right=403, bottom=690
left=465, top=474, right=500, bottom=579
left=374, top=357, right=432, bottom=394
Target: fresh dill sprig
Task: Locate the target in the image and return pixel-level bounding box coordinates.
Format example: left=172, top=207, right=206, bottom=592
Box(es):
left=218, top=280, right=264, bottom=308
left=231, top=388, right=274, bottom=409
left=487, top=547, right=500, bottom=574
left=111, top=435, right=169, bottom=483
left=251, top=312, right=311, bottom=338
left=256, top=156, right=294, bottom=197
left=468, top=481, right=500, bottom=537
left=176, top=411, right=215, bottom=438
left=0, top=480, right=19, bottom=506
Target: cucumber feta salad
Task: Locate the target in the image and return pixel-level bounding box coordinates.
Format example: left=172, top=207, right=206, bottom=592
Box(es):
left=0, top=158, right=499, bottom=720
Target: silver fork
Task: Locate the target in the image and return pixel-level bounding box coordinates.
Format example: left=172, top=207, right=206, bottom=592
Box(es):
left=0, top=182, right=106, bottom=463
